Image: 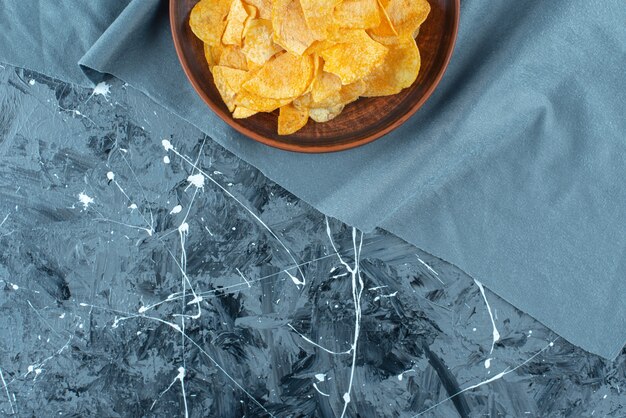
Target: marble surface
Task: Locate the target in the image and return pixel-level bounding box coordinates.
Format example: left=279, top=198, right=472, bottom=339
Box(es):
left=0, top=65, right=624, bottom=418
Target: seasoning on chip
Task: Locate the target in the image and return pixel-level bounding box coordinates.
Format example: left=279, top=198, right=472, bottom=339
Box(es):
left=362, top=38, right=421, bottom=96
left=319, top=29, right=388, bottom=84
left=222, top=0, right=251, bottom=46
left=242, top=52, right=314, bottom=99
left=189, top=0, right=430, bottom=135
left=278, top=103, right=310, bottom=134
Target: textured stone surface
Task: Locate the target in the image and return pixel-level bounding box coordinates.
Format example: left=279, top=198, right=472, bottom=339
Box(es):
left=0, top=66, right=623, bottom=417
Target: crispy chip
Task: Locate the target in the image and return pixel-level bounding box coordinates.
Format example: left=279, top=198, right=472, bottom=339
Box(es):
left=242, top=5, right=258, bottom=38
left=242, top=19, right=283, bottom=66
left=311, top=70, right=342, bottom=103
left=222, top=0, right=251, bottom=46
left=362, top=38, right=420, bottom=96
left=299, top=0, right=341, bottom=39
left=312, top=79, right=366, bottom=108
left=339, top=79, right=367, bottom=104
left=213, top=45, right=249, bottom=70
left=278, top=104, right=309, bottom=135
left=233, top=106, right=258, bottom=118
left=212, top=66, right=250, bottom=112
left=243, top=3, right=257, bottom=18
left=242, top=52, right=314, bottom=99
left=304, top=55, right=322, bottom=93
left=190, top=0, right=232, bottom=46
left=368, top=0, right=399, bottom=43
left=234, top=90, right=291, bottom=112
left=204, top=43, right=217, bottom=69
left=334, top=0, right=381, bottom=30
left=244, top=0, right=271, bottom=19
left=309, top=104, right=345, bottom=123
left=383, top=0, right=430, bottom=39
left=271, top=0, right=319, bottom=55
left=292, top=92, right=313, bottom=110
left=320, top=30, right=388, bottom=84
left=303, top=39, right=336, bottom=56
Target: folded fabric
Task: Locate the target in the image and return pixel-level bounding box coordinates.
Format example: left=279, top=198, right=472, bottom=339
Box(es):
left=1, top=0, right=624, bottom=359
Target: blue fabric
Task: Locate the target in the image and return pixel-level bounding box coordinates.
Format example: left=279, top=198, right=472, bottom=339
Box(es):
left=1, top=0, right=624, bottom=359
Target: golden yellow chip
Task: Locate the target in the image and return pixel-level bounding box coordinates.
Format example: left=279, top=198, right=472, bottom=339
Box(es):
left=244, top=0, right=271, bottom=20
left=222, top=0, right=251, bottom=46
left=271, top=0, right=319, bottom=55
left=304, top=55, right=322, bottom=93
left=213, top=45, right=249, bottom=70
left=278, top=104, right=309, bottom=135
left=338, top=79, right=367, bottom=104
left=368, top=0, right=399, bottom=42
left=320, top=30, right=388, bottom=85
left=292, top=92, right=313, bottom=110
left=204, top=43, right=217, bottom=69
left=311, top=71, right=342, bottom=103
left=242, top=52, right=314, bottom=99
left=233, top=106, right=258, bottom=118
left=190, top=0, right=232, bottom=46
left=212, top=66, right=250, bottom=112
left=383, top=0, right=430, bottom=39
left=234, top=90, right=291, bottom=112
left=334, top=0, right=381, bottom=30
left=309, top=104, right=345, bottom=123
left=243, top=3, right=257, bottom=18
left=242, top=19, right=283, bottom=66
left=299, top=0, right=341, bottom=39
left=242, top=5, right=258, bottom=38
left=363, top=38, right=420, bottom=96
left=312, top=79, right=366, bottom=108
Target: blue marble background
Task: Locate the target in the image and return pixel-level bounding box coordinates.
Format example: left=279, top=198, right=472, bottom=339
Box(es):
left=0, top=65, right=623, bottom=417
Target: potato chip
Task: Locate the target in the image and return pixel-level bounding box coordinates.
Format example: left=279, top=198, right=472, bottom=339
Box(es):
left=299, top=0, right=341, bottom=39
left=212, top=66, right=250, bottom=112
left=312, top=79, right=366, bottom=108
left=242, top=19, right=283, bottom=66
left=271, top=0, right=319, bottom=55
left=234, top=90, right=291, bottom=112
left=383, top=0, right=430, bottom=39
left=292, top=92, right=313, bottom=110
left=242, top=5, right=258, bottom=38
left=233, top=106, right=258, bottom=118
left=303, top=39, right=334, bottom=56
left=338, top=79, right=367, bottom=104
left=244, top=0, right=271, bottom=20
left=333, top=0, right=381, bottom=30
left=243, top=3, right=257, bottom=18
left=304, top=55, right=322, bottom=93
left=368, top=0, right=399, bottom=42
left=320, top=30, right=388, bottom=84
left=204, top=43, right=217, bottom=69
left=214, top=45, right=249, bottom=70
left=309, top=104, right=345, bottom=123
left=242, top=52, right=314, bottom=99
left=222, top=0, right=251, bottom=46
left=278, top=104, right=309, bottom=135
left=311, top=71, right=342, bottom=103
left=362, top=38, right=420, bottom=96
left=190, top=0, right=232, bottom=46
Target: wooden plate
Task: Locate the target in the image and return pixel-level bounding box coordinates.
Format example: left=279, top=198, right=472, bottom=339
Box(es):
left=170, top=0, right=460, bottom=153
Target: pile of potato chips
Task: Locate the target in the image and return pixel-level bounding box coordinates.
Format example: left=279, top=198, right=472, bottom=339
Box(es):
left=190, top=0, right=430, bottom=135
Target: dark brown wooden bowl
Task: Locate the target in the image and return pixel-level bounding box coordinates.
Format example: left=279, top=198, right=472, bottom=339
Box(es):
left=170, top=0, right=459, bottom=153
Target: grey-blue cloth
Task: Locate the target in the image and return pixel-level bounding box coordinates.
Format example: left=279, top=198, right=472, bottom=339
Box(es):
left=1, top=0, right=624, bottom=359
